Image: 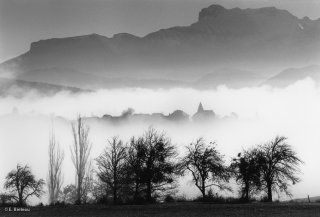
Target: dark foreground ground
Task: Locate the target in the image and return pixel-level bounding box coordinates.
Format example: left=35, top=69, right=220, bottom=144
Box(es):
left=1, top=202, right=320, bottom=217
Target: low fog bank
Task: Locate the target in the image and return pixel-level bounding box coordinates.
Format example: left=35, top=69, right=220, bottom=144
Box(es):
left=1, top=78, right=320, bottom=203
left=1, top=78, right=318, bottom=119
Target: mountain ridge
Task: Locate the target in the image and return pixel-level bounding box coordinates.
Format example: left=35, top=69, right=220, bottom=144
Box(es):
left=262, top=65, right=320, bottom=87
left=1, top=4, right=319, bottom=89
left=0, top=77, right=87, bottom=97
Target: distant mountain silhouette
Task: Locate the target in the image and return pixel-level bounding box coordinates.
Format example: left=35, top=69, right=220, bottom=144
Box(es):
left=1, top=4, right=319, bottom=89
left=15, top=67, right=189, bottom=90
left=262, top=65, right=320, bottom=87
left=196, top=68, right=267, bottom=89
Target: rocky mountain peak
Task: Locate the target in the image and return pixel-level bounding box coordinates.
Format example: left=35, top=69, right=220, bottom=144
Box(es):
left=112, top=33, right=140, bottom=40
left=198, top=4, right=227, bottom=21
left=197, top=4, right=297, bottom=23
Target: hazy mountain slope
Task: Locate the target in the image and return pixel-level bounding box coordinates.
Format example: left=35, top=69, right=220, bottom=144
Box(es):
left=0, top=5, right=319, bottom=89
left=18, top=67, right=112, bottom=90
left=0, top=77, right=86, bottom=97
left=9, top=67, right=189, bottom=90
left=196, top=68, right=267, bottom=88
left=263, top=65, right=320, bottom=87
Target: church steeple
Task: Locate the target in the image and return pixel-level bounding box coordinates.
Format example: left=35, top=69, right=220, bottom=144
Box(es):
left=197, top=102, right=204, bottom=112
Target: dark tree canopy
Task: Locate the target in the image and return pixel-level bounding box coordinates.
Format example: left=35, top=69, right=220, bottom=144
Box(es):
left=4, top=164, right=45, bottom=206
left=257, top=136, right=303, bottom=202
left=230, top=148, right=261, bottom=202
left=131, top=127, right=178, bottom=203
left=182, top=138, right=230, bottom=199
left=96, top=137, right=128, bottom=204
left=127, top=137, right=146, bottom=201
left=91, top=179, right=109, bottom=204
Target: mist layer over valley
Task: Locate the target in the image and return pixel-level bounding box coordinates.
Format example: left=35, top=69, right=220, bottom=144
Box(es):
left=1, top=78, right=320, bottom=204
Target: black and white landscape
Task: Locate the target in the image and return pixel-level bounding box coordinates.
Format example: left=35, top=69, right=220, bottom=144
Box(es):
left=1, top=4, right=320, bottom=91
left=0, top=0, right=320, bottom=216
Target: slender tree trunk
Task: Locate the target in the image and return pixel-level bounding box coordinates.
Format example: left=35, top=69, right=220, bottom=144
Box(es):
left=113, top=185, right=117, bottom=204
left=201, top=184, right=206, bottom=199
left=201, top=179, right=206, bottom=199
left=245, top=190, right=249, bottom=202
left=267, top=182, right=272, bottom=202
left=201, top=188, right=206, bottom=199
left=105, top=188, right=109, bottom=205
left=18, top=192, right=23, bottom=206
left=134, top=181, right=139, bottom=201
left=146, top=181, right=152, bottom=203
left=113, top=166, right=117, bottom=204
left=77, top=178, right=81, bottom=204
left=50, top=192, right=54, bottom=204
left=244, top=182, right=249, bottom=202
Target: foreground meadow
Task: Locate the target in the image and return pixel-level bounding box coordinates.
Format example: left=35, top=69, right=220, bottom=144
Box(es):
left=1, top=202, right=320, bottom=217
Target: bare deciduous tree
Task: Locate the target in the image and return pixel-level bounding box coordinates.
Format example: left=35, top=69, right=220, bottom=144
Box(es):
left=127, top=137, right=145, bottom=201
left=257, top=136, right=303, bottom=202
left=61, top=184, right=77, bottom=204
left=182, top=138, right=230, bottom=199
left=96, top=137, right=127, bottom=204
left=70, top=115, right=92, bottom=204
left=4, top=164, right=45, bottom=206
left=91, top=178, right=109, bottom=204
left=47, top=130, right=64, bottom=204
left=230, top=148, right=261, bottom=202
left=139, top=127, right=178, bottom=203
left=81, top=160, right=94, bottom=203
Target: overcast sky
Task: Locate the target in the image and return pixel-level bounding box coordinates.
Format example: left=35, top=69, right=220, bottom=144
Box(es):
left=0, top=0, right=319, bottom=62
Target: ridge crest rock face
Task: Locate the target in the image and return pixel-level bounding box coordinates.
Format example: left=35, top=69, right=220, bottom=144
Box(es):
left=198, top=4, right=227, bottom=21
left=0, top=4, right=319, bottom=90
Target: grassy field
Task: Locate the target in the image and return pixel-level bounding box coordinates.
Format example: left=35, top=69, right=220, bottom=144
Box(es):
left=1, top=202, right=320, bottom=217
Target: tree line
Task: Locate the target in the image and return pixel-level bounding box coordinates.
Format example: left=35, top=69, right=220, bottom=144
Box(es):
left=0, top=116, right=303, bottom=206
